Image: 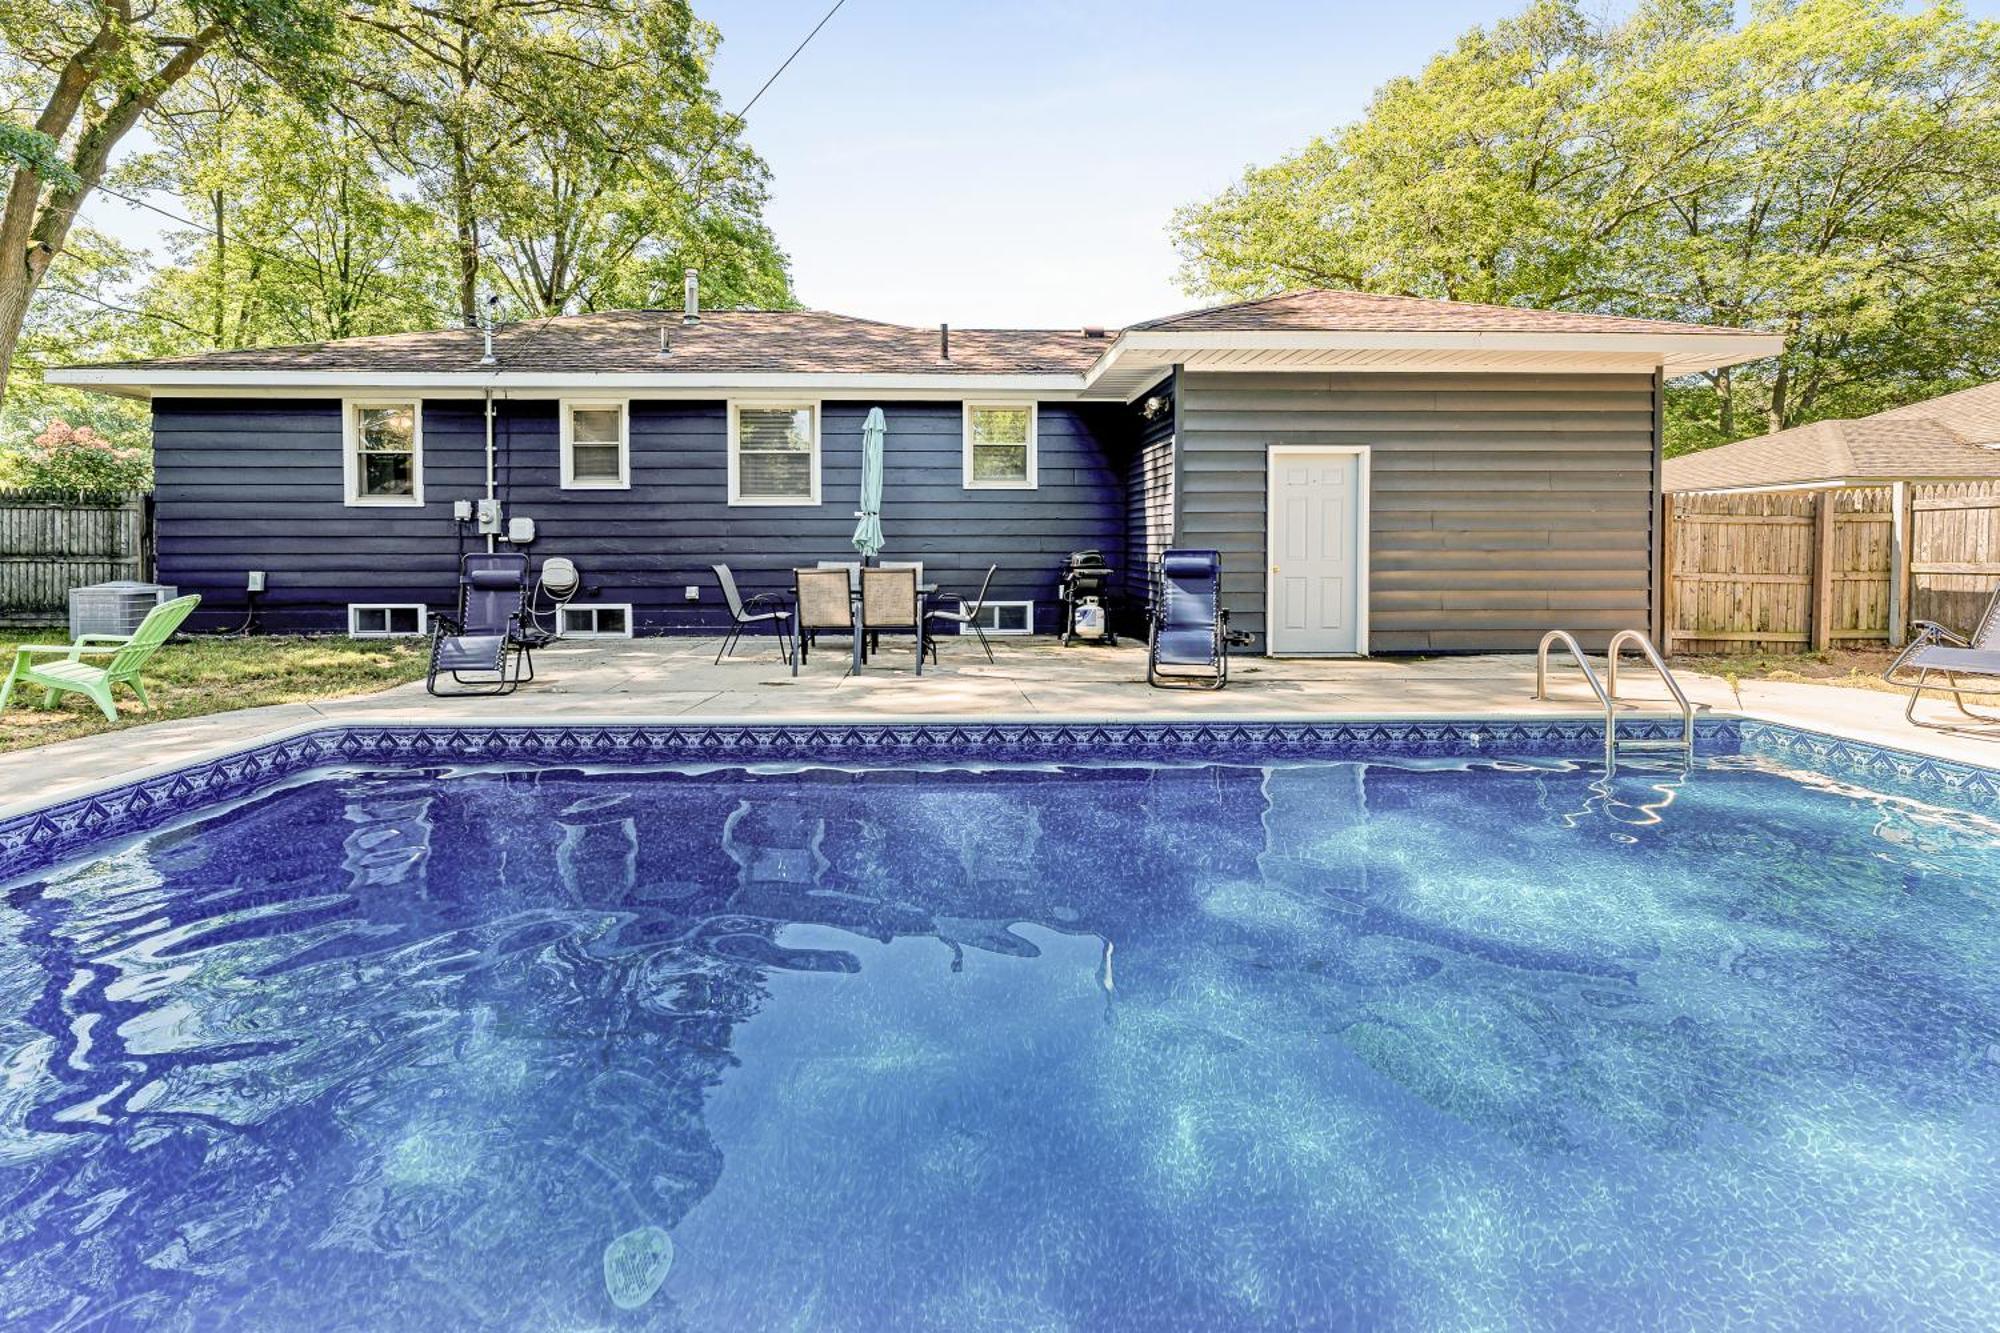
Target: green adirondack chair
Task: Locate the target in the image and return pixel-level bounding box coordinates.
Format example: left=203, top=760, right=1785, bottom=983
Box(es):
left=0, top=594, right=202, bottom=721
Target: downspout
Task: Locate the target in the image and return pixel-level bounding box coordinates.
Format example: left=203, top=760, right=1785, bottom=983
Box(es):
left=484, top=388, right=497, bottom=553
left=480, top=295, right=498, bottom=553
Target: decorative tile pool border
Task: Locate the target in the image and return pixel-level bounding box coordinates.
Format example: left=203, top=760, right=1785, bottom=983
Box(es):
left=4, top=714, right=1994, bottom=882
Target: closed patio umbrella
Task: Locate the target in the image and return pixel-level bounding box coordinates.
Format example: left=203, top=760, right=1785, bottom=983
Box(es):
left=851, top=406, right=886, bottom=561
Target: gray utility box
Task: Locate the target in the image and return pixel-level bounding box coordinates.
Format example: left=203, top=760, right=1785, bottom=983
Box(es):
left=69, top=581, right=179, bottom=641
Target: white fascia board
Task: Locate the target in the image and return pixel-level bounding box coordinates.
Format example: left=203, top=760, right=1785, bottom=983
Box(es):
left=1084, top=329, right=1784, bottom=390
left=40, top=367, right=1094, bottom=398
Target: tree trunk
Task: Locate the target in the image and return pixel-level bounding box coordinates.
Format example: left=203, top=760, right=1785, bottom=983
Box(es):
left=451, top=132, right=478, bottom=326
left=212, top=189, right=228, bottom=345
left=0, top=24, right=221, bottom=412
left=1717, top=365, right=1734, bottom=437
left=1767, top=359, right=1789, bottom=433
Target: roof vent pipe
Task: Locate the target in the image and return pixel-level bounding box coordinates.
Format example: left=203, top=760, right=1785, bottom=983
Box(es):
left=939, top=323, right=949, bottom=362
left=683, top=268, right=700, bottom=324
left=478, top=293, right=498, bottom=366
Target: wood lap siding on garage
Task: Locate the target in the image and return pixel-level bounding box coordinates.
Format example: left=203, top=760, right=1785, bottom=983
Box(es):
left=1175, top=371, right=1658, bottom=653
left=153, top=397, right=1127, bottom=634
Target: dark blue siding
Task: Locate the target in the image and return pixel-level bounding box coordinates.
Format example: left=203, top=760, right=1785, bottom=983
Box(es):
left=154, top=396, right=1132, bottom=635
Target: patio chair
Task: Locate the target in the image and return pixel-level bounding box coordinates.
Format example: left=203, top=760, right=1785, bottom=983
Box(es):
left=926, top=563, right=998, bottom=664
left=861, top=566, right=924, bottom=674
left=1147, top=549, right=1229, bottom=689
left=1883, top=584, right=2000, bottom=727
left=793, top=567, right=859, bottom=676
left=428, top=552, right=532, bottom=696
left=0, top=593, right=201, bottom=721
left=712, top=564, right=794, bottom=665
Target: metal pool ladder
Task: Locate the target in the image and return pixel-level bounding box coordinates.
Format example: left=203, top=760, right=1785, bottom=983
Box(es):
left=1536, top=629, right=1695, bottom=770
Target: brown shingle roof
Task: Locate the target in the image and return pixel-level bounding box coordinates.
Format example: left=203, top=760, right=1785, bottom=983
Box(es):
left=87, top=309, right=1112, bottom=376
left=1874, top=380, right=2000, bottom=443
left=1131, top=289, right=1756, bottom=337
left=1663, top=381, right=2000, bottom=492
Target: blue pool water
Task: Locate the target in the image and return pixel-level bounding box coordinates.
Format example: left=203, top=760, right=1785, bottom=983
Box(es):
left=2, top=753, right=1999, bottom=1330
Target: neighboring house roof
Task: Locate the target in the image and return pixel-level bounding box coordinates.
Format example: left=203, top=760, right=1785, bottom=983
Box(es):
left=1663, top=381, right=2000, bottom=492
left=44, top=288, right=1784, bottom=399
left=1873, top=380, right=2000, bottom=442
left=1130, top=288, right=1754, bottom=338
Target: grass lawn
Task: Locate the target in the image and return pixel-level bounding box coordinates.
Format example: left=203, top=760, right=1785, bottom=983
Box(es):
left=0, top=630, right=429, bottom=754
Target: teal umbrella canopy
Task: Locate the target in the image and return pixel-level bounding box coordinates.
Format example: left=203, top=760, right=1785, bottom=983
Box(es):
left=851, top=406, right=886, bottom=559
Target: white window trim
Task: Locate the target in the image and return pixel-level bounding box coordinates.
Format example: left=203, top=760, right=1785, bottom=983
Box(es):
left=968, top=600, right=1035, bottom=635
left=341, top=399, right=424, bottom=507
left=557, top=603, right=635, bottom=639
left=559, top=398, right=630, bottom=490
left=347, top=603, right=428, bottom=638
left=727, top=400, right=821, bottom=506
left=962, top=402, right=1039, bottom=491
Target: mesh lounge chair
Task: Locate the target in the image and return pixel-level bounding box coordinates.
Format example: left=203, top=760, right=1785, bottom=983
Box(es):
left=1883, top=584, right=2000, bottom=727
left=712, top=564, right=794, bottom=665
left=428, top=552, right=531, bottom=696
left=861, top=566, right=924, bottom=674
left=926, top=564, right=998, bottom=664
left=0, top=593, right=201, bottom=720
left=792, top=567, right=858, bottom=675
left=1147, top=549, right=1230, bottom=689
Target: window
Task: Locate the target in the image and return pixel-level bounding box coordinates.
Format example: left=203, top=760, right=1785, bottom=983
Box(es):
left=557, top=604, right=633, bottom=638
left=348, top=603, right=427, bottom=637
left=967, top=601, right=1034, bottom=635
left=561, top=400, right=629, bottom=489
left=963, top=404, right=1037, bottom=489
left=344, top=401, right=423, bottom=506
left=729, top=402, right=819, bottom=505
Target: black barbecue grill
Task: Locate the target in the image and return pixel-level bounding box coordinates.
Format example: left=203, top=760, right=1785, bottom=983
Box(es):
left=1057, top=549, right=1118, bottom=646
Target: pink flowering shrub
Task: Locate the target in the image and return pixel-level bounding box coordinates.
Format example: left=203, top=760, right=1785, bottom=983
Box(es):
left=16, top=419, right=151, bottom=493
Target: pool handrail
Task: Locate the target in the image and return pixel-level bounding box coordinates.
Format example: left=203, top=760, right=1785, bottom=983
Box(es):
left=1535, top=629, right=1616, bottom=770
left=1606, top=629, right=1695, bottom=764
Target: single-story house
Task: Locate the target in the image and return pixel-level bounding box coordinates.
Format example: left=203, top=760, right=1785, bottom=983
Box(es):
left=1663, top=381, right=2000, bottom=494
left=47, top=285, right=1779, bottom=653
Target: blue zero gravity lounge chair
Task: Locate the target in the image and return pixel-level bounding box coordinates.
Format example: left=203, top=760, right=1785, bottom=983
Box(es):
left=1883, top=583, right=2000, bottom=727
left=428, top=552, right=532, bottom=696
left=1147, top=549, right=1230, bottom=689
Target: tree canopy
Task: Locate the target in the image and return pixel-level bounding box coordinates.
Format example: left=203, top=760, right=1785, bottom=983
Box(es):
left=1, top=0, right=793, bottom=448
left=1171, top=0, right=2000, bottom=452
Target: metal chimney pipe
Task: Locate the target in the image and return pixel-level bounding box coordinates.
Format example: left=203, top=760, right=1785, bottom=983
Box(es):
left=683, top=268, right=700, bottom=324
left=939, top=322, right=950, bottom=361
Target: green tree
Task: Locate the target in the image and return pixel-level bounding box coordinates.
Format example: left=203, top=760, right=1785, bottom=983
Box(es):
left=127, top=73, right=451, bottom=349
left=1171, top=0, right=2000, bottom=449
left=0, top=0, right=341, bottom=407
left=478, top=3, right=790, bottom=314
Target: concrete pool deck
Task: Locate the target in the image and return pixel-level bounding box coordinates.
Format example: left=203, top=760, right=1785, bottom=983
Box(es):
left=4, top=635, right=1998, bottom=819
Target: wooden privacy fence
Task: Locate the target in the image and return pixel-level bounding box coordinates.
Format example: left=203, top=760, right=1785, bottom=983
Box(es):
left=0, top=489, right=153, bottom=627
left=1663, top=480, right=2000, bottom=653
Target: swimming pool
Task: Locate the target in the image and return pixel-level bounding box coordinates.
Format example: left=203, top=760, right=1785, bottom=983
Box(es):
left=2, top=721, right=1997, bottom=1328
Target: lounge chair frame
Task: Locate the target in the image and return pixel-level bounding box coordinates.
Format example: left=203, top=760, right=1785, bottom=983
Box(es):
left=1147, top=549, right=1230, bottom=690
left=428, top=553, right=532, bottom=697
left=1883, top=585, right=2000, bottom=728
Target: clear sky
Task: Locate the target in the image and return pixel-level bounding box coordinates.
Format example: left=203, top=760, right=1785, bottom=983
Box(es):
left=704, top=0, right=1521, bottom=329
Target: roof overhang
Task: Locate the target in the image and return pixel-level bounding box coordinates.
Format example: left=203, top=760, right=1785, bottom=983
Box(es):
left=1083, top=329, right=1784, bottom=399
left=45, top=328, right=1784, bottom=401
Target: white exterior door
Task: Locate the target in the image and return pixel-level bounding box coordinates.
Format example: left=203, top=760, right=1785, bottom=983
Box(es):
left=1267, top=448, right=1366, bottom=655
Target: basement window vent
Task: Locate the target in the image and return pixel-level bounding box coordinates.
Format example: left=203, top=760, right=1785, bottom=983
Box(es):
left=348, top=603, right=427, bottom=638
left=968, top=601, right=1033, bottom=635
left=557, top=604, right=633, bottom=639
